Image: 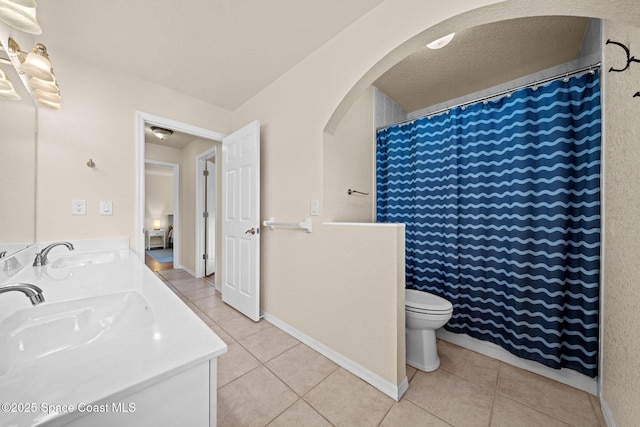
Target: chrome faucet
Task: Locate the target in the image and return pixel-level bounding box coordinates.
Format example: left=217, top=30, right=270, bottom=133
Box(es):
left=0, top=283, right=45, bottom=306
left=33, top=241, right=75, bottom=267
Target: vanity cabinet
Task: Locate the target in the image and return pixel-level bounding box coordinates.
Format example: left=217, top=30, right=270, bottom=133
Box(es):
left=0, top=239, right=227, bottom=427
left=61, top=361, right=217, bottom=427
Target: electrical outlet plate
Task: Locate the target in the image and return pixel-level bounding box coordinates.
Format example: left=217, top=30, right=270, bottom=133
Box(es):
left=72, top=199, right=86, bottom=215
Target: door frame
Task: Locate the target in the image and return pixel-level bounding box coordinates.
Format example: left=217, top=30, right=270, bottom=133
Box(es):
left=135, top=112, right=227, bottom=266
left=144, top=159, right=180, bottom=267
left=195, top=145, right=219, bottom=282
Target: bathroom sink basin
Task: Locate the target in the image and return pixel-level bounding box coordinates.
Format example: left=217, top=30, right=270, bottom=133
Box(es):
left=50, top=251, right=121, bottom=268
left=0, top=291, right=154, bottom=376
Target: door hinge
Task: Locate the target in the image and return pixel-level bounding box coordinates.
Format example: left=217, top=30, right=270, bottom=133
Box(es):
left=203, top=211, right=209, bottom=218
left=203, top=253, right=208, bottom=260
left=203, top=170, right=210, bottom=177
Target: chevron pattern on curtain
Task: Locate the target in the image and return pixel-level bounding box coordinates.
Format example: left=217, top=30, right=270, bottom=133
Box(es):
left=376, top=71, right=601, bottom=377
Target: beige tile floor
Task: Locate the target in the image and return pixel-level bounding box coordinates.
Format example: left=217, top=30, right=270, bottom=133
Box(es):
left=155, top=269, right=607, bottom=427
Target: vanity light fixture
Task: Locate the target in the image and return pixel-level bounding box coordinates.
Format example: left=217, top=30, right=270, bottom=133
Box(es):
left=32, top=88, right=59, bottom=102
left=6, top=37, right=61, bottom=109
left=426, top=32, right=455, bottom=50
left=151, top=126, right=173, bottom=140
left=35, top=98, right=60, bottom=109
left=0, top=0, right=42, bottom=35
left=28, top=75, right=58, bottom=92
left=20, top=43, right=53, bottom=80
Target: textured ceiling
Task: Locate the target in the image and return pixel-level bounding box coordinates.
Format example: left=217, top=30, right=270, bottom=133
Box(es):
left=374, top=16, right=590, bottom=113
left=36, top=0, right=384, bottom=111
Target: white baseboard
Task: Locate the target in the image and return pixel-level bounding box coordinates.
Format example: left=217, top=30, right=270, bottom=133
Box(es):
left=262, top=312, right=407, bottom=401
left=437, top=329, right=598, bottom=394
left=600, top=396, right=616, bottom=427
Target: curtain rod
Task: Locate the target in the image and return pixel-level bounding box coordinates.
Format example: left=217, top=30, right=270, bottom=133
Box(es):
left=377, top=62, right=601, bottom=131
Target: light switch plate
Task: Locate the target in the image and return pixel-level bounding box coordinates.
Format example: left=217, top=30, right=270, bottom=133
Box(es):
left=310, top=199, right=319, bottom=216
left=72, top=199, right=86, bottom=215
left=100, top=200, right=113, bottom=215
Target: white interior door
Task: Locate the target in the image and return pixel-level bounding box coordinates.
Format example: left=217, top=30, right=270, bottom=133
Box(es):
left=221, top=120, right=260, bottom=321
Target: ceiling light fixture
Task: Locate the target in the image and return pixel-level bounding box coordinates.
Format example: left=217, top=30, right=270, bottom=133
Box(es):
left=6, top=37, right=61, bottom=109
left=426, top=32, right=456, bottom=50
left=151, top=126, right=173, bottom=140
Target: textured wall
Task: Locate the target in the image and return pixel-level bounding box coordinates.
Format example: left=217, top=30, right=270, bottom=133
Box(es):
left=602, top=19, right=640, bottom=427
left=323, top=87, right=376, bottom=222
left=35, top=51, right=231, bottom=251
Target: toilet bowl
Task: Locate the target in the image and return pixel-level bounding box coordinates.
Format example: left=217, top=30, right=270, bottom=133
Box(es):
left=405, top=289, right=453, bottom=372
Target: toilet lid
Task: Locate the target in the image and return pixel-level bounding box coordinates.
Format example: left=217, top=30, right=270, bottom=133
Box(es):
left=405, top=289, right=453, bottom=312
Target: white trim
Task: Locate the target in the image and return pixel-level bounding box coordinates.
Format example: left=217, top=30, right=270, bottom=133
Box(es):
left=145, top=160, right=180, bottom=268
left=323, top=222, right=405, bottom=228
left=135, top=111, right=227, bottom=263
left=262, top=312, right=408, bottom=401
left=436, top=329, right=598, bottom=395
left=195, top=145, right=220, bottom=279
left=600, top=396, right=616, bottom=427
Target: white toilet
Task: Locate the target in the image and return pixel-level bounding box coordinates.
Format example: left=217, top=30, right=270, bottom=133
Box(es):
left=405, top=289, right=453, bottom=372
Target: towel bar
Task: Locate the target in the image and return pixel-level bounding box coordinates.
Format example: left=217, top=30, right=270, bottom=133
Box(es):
left=263, top=217, right=312, bottom=233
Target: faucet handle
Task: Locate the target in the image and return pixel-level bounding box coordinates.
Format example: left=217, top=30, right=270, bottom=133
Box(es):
left=33, top=253, right=46, bottom=267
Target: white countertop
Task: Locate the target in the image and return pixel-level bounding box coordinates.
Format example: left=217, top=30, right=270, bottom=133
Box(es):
left=0, top=239, right=227, bottom=426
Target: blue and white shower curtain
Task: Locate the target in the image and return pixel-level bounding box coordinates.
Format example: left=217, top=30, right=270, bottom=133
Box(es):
left=377, top=71, right=601, bottom=377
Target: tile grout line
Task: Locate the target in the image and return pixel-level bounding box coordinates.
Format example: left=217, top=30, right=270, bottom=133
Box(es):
left=258, top=360, right=337, bottom=427
left=492, top=361, right=592, bottom=427
left=486, top=361, right=501, bottom=426
left=375, top=400, right=397, bottom=427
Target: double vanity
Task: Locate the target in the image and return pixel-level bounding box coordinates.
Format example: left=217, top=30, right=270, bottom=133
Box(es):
left=0, top=239, right=227, bottom=427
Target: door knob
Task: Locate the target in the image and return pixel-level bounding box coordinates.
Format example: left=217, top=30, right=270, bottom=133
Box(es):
left=244, top=228, right=256, bottom=235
